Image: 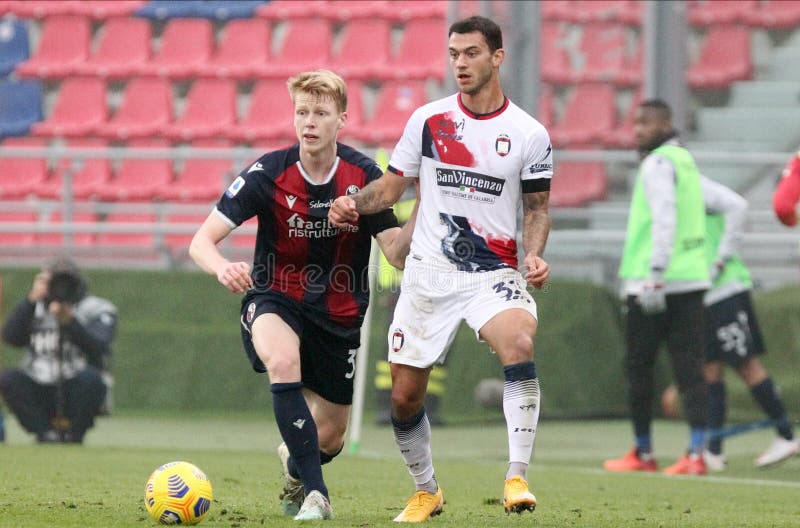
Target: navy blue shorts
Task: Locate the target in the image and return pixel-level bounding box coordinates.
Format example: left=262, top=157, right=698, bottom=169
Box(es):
left=240, top=290, right=360, bottom=405
left=705, top=290, right=765, bottom=368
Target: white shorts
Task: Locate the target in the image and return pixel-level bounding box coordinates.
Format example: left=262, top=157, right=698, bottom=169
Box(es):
left=387, top=254, right=538, bottom=368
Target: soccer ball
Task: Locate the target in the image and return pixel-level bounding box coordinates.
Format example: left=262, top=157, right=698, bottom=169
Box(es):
left=144, top=461, right=213, bottom=525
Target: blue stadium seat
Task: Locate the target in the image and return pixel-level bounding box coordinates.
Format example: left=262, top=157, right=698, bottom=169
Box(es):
left=136, top=0, right=265, bottom=20
left=0, top=79, right=43, bottom=138
left=0, top=19, right=29, bottom=77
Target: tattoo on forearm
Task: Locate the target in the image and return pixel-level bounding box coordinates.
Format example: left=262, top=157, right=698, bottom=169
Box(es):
left=523, top=192, right=551, bottom=257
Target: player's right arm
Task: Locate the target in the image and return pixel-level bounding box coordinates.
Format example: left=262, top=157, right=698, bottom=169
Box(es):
left=189, top=212, right=253, bottom=293
left=329, top=170, right=412, bottom=227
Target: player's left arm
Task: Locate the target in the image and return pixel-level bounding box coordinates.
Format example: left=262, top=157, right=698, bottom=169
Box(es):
left=701, top=175, right=747, bottom=274
left=522, top=191, right=551, bottom=289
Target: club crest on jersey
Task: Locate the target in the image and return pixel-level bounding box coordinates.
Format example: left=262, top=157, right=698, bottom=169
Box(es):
left=246, top=302, right=256, bottom=323
left=346, top=184, right=360, bottom=195
left=226, top=176, right=245, bottom=198
left=391, top=328, right=405, bottom=352
left=495, top=134, right=511, bottom=157
left=285, top=194, right=297, bottom=209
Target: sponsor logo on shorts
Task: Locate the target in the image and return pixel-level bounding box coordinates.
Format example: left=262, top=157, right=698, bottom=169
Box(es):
left=246, top=302, right=256, bottom=323
left=391, top=328, right=405, bottom=352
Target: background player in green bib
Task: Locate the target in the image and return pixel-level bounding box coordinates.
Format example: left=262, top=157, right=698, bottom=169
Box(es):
left=700, top=178, right=799, bottom=470
left=605, top=99, right=711, bottom=476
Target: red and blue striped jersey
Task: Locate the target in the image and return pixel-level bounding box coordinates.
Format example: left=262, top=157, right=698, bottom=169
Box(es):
left=215, top=143, right=398, bottom=327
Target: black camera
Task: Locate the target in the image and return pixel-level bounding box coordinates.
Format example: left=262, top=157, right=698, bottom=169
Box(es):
left=46, top=270, right=86, bottom=305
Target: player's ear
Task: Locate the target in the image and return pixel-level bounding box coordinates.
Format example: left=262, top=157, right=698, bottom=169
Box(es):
left=338, top=110, right=347, bottom=130
left=492, top=48, right=505, bottom=68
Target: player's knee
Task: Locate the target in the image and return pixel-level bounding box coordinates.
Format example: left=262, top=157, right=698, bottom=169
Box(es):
left=390, top=389, right=425, bottom=420
left=319, top=443, right=344, bottom=465
left=264, top=353, right=300, bottom=380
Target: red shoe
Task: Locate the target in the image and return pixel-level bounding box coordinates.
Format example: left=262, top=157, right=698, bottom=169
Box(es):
left=662, top=453, right=707, bottom=475
left=603, top=448, right=658, bottom=472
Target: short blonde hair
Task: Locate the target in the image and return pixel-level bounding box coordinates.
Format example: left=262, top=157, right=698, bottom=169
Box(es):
left=287, top=69, right=348, bottom=113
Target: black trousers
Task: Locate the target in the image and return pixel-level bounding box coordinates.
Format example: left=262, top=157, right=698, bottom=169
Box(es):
left=0, top=366, right=106, bottom=440
left=625, top=290, right=708, bottom=438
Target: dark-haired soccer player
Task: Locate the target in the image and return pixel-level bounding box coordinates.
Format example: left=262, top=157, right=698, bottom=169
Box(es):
left=190, top=70, right=416, bottom=521
left=604, top=99, right=711, bottom=476
left=330, top=16, right=552, bottom=521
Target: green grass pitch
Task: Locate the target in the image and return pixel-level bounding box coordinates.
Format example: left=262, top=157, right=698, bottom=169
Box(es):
left=0, top=412, right=797, bottom=527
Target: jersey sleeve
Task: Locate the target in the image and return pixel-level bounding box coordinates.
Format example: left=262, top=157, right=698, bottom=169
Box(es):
left=521, top=127, right=554, bottom=194
left=773, top=152, right=800, bottom=227
left=387, top=108, right=424, bottom=177
left=214, top=161, right=267, bottom=227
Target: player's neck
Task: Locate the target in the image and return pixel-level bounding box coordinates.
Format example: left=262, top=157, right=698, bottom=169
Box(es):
left=299, top=144, right=337, bottom=184
left=459, top=82, right=505, bottom=116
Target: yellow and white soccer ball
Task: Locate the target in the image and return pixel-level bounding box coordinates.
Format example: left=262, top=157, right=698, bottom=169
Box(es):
left=144, top=461, right=213, bottom=525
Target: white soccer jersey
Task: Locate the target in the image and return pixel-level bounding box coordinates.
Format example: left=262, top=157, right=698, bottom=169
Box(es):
left=388, top=93, right=553, bottom=271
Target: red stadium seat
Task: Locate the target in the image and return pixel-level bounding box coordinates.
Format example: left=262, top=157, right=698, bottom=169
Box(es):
left=545, top=0, right=642, bottom=25
left=0, top=211, right=37, bottom=246
left=688, top=26, right=753, bottom=90
left=744, top=0, right=800, bottom=29
left=0, top=137, right=48, bottom=199
left=196, top=18, right=270, bottom=79
left=159, top=139, right=233, bottom=203
left=30, top=78, right=107, bottom=138
left=386, top=0, right=447, bottom=21
left=38, top=211, right=98, bottom=246
left=136, top=18, right=213, bottom=79
left=355, top=80, right=427, bottom=144
left=16, top=15, right=90, bottom=78
left=550, top=161, right=608, bottom=207
left=319, top=0, right=394, bottom=21
left=256, top=19, right=332, bottom=78
left=329, top=19, right=392, bottom=81
left=536, top=85, right=555, bottom=129
left=549, top=84, right=616, bottom=147
left=338, top=81, right=365, bottom=141
left=256, top=0, right=329, bottom=20
left=72, top=17, right=151, bottom=78
left=540, top=22, right=574, bottom=85
left=96, top=139, right=173, bottom=202
left=95, top=77, right=173, bottom=140
left=66, top=0, right=146, bottom=19
left=228, top=78, right=296, bottom=142
left=579, top=23, right=640, bottom=86
left=38, top=138, right=111, bottom=200
left=601, top=91, right=641, bottom=149
left=389, top=18, right=447, bottom=80
left=162, top=79, right=237, bottom=141
left=163, top=213, right=208, bottom=252
left=96, top=213, right=157, bottom=247
left=0, top=0, right=77, bottom=18
left=687, top=0, right=757, bottom=26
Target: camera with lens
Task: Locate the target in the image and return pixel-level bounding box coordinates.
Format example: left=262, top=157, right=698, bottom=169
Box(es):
left=46, top=270, right=86, bottom=305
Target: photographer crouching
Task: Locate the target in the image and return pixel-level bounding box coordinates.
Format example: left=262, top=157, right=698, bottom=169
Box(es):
left=0, top=259, right=116, bottom=443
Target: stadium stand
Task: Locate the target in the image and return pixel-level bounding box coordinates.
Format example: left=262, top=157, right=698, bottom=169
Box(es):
left=227, top=78, right=295, bottom=142
left=162, top=78, right=237, bottom=141
left=30, top=78, right=107, bottom=138
left=389, top=18, right=447, bottom=80
left=329, top=18, right=392, bottom=81
left=255, top=0, right=330, bottom=20
left=687, top=0, right=757, bottom=27
left=256, top=18, right=332, bottom=78
left=1, top=0, right=145, bottom=19
left=539, top=22, right=574, bottom=85
left=94, top=77, right=172, bottom=140
left=163, top=213, right=208, bottom=253
left=352, top=80, right=427, bottom=144
left=95, top=139, right=172, bottom=202
left=0, top=18, right=29, bottom=76
left=72, top=16, right=152, bottom=78
left=136, top=18, right=213, bottom=78
left=688, top=25, right=753, bottom=90
left=195, top=18, right=270, bottom=79
left=38, top=211, right=98, bottom=246
left=579, top=23, right=640, bottom=86
left=550, top=161, right=608, bottom=207
left=0, top=78, right=42, bottom=138
left=159, top=139, right=233, bottom=203
left=0, top=136, right=48, bottom=199
left=15, top=15, right=90, bottom=78
left=38, top=138, right=111, bottom=200
left=744, top=0, right=800, bottom=29
left=95, top=212, right=158, bottom=247
left=549, top=84, right=616, bottom=147
left=0, top=211, right=36, bottom=246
